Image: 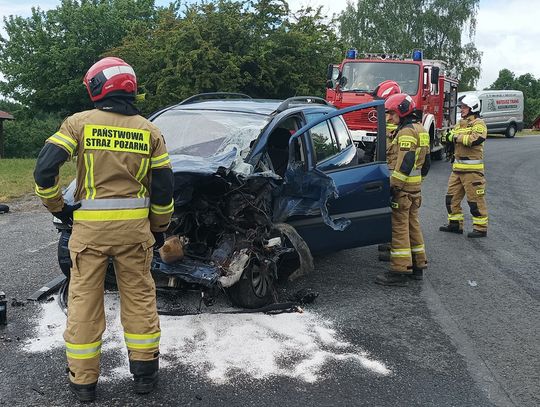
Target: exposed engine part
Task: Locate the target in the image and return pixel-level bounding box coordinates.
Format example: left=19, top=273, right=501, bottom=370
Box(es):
left=167, top=276, right=178, bottom=288
left=159, top=236, right=187, bottom=264
left=218, top=249, right=250, bottom=288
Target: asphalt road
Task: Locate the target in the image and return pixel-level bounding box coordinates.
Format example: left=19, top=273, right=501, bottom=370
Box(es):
left=0, top=136, right=539, bottom=406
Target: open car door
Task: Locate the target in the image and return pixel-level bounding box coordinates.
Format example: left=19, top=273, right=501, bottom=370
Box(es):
left=273, top=101, right=392, bottom=254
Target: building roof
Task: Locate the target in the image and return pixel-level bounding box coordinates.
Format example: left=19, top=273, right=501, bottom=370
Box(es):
left=0, top=110, right=14, bottom=120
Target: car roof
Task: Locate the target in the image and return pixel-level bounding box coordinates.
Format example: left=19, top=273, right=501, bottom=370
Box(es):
left=170, top=99, right=283, bottom=115
left=151, top=95, right=336, bottom=118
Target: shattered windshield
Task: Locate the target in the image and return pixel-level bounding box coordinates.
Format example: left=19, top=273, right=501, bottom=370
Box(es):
left=341, top=62, right=420, bottom=95
left=153, top=109, right=271, bottom=157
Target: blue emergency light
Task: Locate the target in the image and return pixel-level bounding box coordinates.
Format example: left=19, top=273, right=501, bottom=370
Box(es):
left=346, top=48, right=357, bottom=59
left=412, top=49, right=423, bottom=61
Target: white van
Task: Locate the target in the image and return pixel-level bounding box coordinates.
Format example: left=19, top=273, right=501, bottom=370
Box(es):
left=458, top=90, right=524, bottom=138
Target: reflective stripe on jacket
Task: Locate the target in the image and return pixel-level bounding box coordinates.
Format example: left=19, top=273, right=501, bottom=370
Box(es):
left=452, top=117, right=487, bottom=173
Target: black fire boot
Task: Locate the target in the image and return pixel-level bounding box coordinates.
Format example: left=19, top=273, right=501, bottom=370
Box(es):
left=378, top=251, right=390, bottom=262
left=377, top=243, right=391, bottom=252
left=375, top=272, right=409, bottom=286
left=130, top=359, right=159, bottom=394
left=439, top=222, right=463, bottom=234
left=467, top=230, right=487, bottom=238
left=409, top=268, right=424, bottom=280
left=69, top=381, right=97, bottom=402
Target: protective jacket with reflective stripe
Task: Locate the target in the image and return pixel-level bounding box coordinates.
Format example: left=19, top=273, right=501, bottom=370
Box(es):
left=35, top=109, right=174, bottom=245
left=390, top=122, right=430, bottom=192
left=386, top=122, right=399, bottom=171
left=451, top=116, right=487, bottom=173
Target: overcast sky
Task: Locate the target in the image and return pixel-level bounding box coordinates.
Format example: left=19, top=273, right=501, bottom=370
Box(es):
left=1, top=0, right=539, bottom=90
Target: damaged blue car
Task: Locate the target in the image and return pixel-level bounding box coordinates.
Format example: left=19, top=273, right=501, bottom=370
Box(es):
left=56, top=93, right=391, bottom=309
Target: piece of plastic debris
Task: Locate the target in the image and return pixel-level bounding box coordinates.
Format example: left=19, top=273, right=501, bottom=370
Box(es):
left=468, top=280, right=478, bottom=287
left=11, top=298, right=26, bottom=307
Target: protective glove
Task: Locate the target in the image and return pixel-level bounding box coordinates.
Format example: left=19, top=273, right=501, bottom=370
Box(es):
left=52, top=203, right=81, bottom=226
left=443, top=130, right=455, bottom=144
left=152, top=231, right=165, bottom=249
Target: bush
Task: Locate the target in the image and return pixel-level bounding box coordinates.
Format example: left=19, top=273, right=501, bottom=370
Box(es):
left=3, top=112, right=63, bottom=158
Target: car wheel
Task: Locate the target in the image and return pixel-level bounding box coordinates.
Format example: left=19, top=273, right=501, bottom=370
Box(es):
left=505, top=124, right=516, bottom=138
left=431, top=148, right=443, bottom=161
left=226, top=256, right=275, bottom=309
left=0, top=204, right=9, bottom=214
left=57, top=230, right=117, bottom=288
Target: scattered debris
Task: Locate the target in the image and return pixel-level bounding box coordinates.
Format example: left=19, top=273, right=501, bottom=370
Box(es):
left=11, top=298, right=26, bottom=307
left=27, top=275, right=66, bottom=301
left=290, top=288, right=319, bottom=305
left=468, top=280, right=478, bottom=287
left=0, top=291, right=6, bottom=325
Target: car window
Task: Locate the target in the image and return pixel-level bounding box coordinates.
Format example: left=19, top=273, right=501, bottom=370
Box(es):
left=310, top=121, right=339, bottom=163
left=331, top=117, right=352, bottom=150
left=152, top=109, right=270, bottom=157
left=305, top=112, right=327, bottom=123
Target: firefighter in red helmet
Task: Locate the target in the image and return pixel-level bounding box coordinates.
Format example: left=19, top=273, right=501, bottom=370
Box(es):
left=376, top=93, right=431, bottom=286
left=375, top=80, right=401, bottom=258
left=362, top=80, right=403, bottom=163
left=33, top=57, right=174, bottom=401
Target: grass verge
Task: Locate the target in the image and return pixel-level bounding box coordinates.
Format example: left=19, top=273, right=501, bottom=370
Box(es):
left=0, top=158, right=76, bottom=202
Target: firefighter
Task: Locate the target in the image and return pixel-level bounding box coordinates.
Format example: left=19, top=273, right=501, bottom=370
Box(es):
left=439, top=94, right=488, bottom=237
left=33, top=57, right=174, bottom=401
left=374, top=80, right=401, bottom=258
left=363, top=80, right=402, bottom=163
left=376, top=93, right=431, bottom=286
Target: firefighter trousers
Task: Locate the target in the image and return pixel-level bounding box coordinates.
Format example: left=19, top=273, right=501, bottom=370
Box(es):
left=65, top=238, right=160, bottom=385
left=390, top=191, right=427, bottom=273
left=445, top=171, right=488, bottom=232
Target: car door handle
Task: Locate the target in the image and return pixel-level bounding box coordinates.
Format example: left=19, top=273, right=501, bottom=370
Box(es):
left=364, top=181, right=383, bottom=193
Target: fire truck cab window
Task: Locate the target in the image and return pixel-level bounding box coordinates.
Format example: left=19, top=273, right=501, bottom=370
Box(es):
left=310, top=121, right=339, bottom=163
left=341, top=62, right=420, bottom=95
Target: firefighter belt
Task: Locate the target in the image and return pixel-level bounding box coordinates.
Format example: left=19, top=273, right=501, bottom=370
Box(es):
left=64, top=237, right=160, bottom=385
left=390, top=191, right=427, bottom=273
left=445, top=171, right=488, bottom=232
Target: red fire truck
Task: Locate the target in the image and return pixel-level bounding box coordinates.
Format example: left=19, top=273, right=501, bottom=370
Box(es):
left=325, top=49, right=459, bottom=160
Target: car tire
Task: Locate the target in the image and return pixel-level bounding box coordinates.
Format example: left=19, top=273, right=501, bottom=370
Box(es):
left=505, top=124, right=516, bottom=138
left=431, top=148, right=443, bottom=161
left=0, top=204, right=9, bottom=214
left=226, top=256, right=275, bottom=309
left=57, top=230, right=117, bottom=288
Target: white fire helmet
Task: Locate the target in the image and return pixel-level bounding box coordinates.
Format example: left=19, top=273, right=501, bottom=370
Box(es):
left=458, top=94, right=481, bottom=113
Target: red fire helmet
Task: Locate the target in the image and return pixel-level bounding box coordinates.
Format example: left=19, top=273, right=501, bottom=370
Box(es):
left=384, top=93, right=416, bottom=118
left=375, top=80, right=402, bottom=99
left=83, top=57, right=137, bottom=102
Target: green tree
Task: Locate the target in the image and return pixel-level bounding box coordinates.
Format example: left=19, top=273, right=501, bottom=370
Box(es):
left=113, top=0, right=342, bottom=114
left=338, top=0, right=482, bottom=90
left=0, top=0, right=157, bottom=115
left=487, top=69, right=515, bottom=90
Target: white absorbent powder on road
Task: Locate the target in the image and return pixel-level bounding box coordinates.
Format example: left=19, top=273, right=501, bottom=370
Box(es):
left=23, top=293, right=391, bottom=384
